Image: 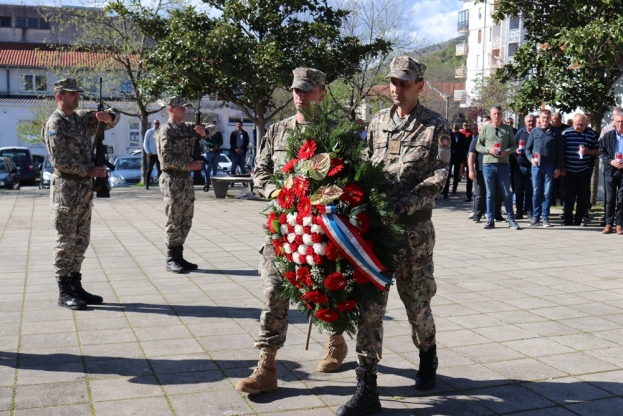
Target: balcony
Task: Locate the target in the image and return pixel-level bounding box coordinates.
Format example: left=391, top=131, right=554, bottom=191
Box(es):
left=457, top=10, right=469, bottom=33
left=456, top=42, right=468, bottom=56
left=508, top=28, right=522, bottom=43
left=455, top=66, right=466, bottom=79
left=454, top=90, right=467, bottom=102
left=491, top=36, right=501, bottom=49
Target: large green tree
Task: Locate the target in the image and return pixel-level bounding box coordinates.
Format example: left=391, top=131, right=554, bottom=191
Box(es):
left=109, top=0, right=389, bottom=137
left=487, top=0, right=623, bottom=202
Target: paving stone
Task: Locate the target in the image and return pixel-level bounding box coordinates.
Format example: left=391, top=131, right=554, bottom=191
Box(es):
left=94, top=396, right=173, bottom=415
left=13, top=404, right=92, bottom=416
left=168, top=390, right=252, bottom=415
left=538, top=352, right=619, bottom=375
left=467, top=384, right=555, bottom=414
left=13, top=381, right=88, bottom=409
left=564, top=397, right=623, bottom=416
left=521, top=376, right=613, bottom=404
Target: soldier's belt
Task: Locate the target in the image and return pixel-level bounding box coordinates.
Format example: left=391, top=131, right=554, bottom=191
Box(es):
left=53, top=169, right=89, bottom=181
left=397, top=209, right=432, bottom=225
left=162, top=169, right=189, bottom=178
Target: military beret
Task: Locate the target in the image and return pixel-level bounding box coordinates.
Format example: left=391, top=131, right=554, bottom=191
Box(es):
left=290, top=68, right=327, bottom=91
left=385, top=56, right=426, bottom=81
left=53, top=78, right=84, bottom=93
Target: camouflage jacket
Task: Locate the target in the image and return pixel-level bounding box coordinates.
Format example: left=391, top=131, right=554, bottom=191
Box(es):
left=42, top=108, right=120, bottom=178
left=367, top=102, right=450, bottom=215
left=155, top=121, right=197, bottom=172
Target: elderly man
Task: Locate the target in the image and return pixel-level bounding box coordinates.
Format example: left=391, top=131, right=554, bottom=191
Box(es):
left=526, top=110, right=563, bottom=227
left=561, top=114, right=598, bottom=226
left=513, top=114, right=536, bottom=219
left=476, top=106, right=520, bottom=230
left=599, top=113, right=623, bottom=234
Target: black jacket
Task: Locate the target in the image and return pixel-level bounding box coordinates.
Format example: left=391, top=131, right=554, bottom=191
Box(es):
left=599, top=130, right=623, bottom=176
left=230, top=129, right=250, bottom=152
left=450, top=131, right=467, bottom=164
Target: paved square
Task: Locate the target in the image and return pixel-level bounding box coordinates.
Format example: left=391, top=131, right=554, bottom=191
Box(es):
left=0, top=186, right=622, bottom=415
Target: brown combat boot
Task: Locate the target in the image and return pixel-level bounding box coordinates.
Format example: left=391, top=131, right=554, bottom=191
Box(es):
left=235, top=347, right=278, bottom=394
left=317, top=334, right=348, bottom=373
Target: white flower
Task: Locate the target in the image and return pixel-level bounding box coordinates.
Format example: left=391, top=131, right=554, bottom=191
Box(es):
left=292, top=252, right=302, bottom=264
left=313, top=243, right=326, bottom=256
left=303, top=216, right=313, bottom=226
left=311, top=224, right=324, bottom=234
left=302, top=234, right=313, bottom=246
left=287, top=212, right=298, bottom=226
left=294, top=225, right=304, bottom=235
left=306, top=255, right=316, bottom=266
left=287, top=233, right=296, bottom=243
left=298, top=244, right=307, bottom=255
left=280, top=224, right=288, bottom=235
left=284, top=243, right=292, bottom=254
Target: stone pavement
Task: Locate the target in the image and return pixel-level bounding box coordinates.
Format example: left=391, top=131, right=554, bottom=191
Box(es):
left=0, top=186, right=622, bottom=416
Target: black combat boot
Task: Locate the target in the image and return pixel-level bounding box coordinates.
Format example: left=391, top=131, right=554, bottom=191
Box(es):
left=69, top=272, right=103, bottom=305
left=336, top=366, right=382, bottom=416
left=415, top=344, right=438, bottom=391
left=57, top=276, right=87, bottom=310
left=166, top=246, right=184, bottom=273
left=177, top=246, right=198, bottom=270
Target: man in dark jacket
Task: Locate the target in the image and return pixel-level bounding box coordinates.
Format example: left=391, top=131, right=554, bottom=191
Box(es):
left=229, top=121, right=250, bottom=175
left=526, top=109, right=563, bottom=227
left=599, top=113, right=623, bottom=234
left=442, top=123, right=467, bottom=200
left=513, top=114, right=536, bottom=219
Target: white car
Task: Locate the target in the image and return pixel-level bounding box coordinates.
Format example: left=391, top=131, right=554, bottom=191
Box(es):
left=108, top=155, right=158, bottom=187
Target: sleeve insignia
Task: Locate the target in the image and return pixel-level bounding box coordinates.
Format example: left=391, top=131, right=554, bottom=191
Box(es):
left=48, top=130, right=56, bottom=136
left=439, top=134, right=451, bottom=149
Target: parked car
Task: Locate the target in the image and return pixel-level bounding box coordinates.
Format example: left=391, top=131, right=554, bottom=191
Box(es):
left=32, top=154, right=44, bottom=184
left=0, top=157, right=20, bottom=190
left=39, top=155, right=54, bottom=189
left=108, top=155, right=157, bottom=187
left=0, top=147, right=36, bottom=185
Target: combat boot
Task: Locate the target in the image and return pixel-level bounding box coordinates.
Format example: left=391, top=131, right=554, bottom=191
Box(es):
left=235, top=347, right=278, bottom=394
left=69, top=272, right=103, bottom=305
left=317, top=333, right=348, bottom=373
left=166, top=246, right=184, bottom=273
left=415, top=344, right=438, bottom=391
left=336, top=366, right=382, bottom=416
left=57, top=276, right=87, bottom=310
left=177, top=246, right=198, bottom=270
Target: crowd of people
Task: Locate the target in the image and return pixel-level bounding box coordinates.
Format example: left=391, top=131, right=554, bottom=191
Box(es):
left=444, top=106, right=623, bottom=234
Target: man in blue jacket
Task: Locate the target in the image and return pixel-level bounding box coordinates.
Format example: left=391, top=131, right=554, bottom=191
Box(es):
left=526, top=109, right=563, bottom=227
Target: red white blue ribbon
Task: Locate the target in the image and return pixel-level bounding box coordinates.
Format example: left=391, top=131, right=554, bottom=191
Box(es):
left=316, top=204, right=390, bottom=290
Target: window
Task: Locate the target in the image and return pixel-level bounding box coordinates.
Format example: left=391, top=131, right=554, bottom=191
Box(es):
left=15, top=18, right=49, bottom=29
left=457, top=10, right=469, bottom=32
left=478, top=8, right=482, bottom=19
left=476, top=54, right=480, bottom=67
left=508, top=42, right=519, bottom=56
left=509, top=17, right=520, bottom=30
left=22, top=75, right=47, bottom=92
left=129, top=122, right=140, bottom=146
left=0, top=17, right=10, bottom=27
left=119, top=79, right=133, bottom=94
left=478, top=30, right=482, bottom=44
left=228, top=117, right=254, bottom=126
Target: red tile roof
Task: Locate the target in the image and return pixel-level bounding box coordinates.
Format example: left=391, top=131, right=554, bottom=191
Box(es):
left=0, top=42, right=122, bottom=68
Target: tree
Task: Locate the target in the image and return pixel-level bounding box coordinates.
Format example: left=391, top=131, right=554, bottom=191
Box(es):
left=470, top=72, right=517, bottom=118
left=15, top=102, right=57, bottom=145
left=488, top=0, right=623, bottom=203
left=42, top=1, right=170, bottom=184
left=109, top=0, right=389, bottom=139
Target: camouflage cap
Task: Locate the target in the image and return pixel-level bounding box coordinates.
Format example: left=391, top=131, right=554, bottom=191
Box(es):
left=290, top=68, right=326, bottom=91
left=385, top=56, right=426, bottom=81
left=53, top=78, right=84, bottom=93
left=164, top=96, right=193, bottom=108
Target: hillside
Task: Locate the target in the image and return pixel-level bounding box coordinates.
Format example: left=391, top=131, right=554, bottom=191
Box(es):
left=413, top=37, right=467, bottom=84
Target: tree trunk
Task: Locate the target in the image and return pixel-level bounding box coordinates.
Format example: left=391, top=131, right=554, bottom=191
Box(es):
left=590, top=111, right=604, bottom=206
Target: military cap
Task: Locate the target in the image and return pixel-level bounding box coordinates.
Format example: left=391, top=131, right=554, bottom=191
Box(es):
left=385, top=56, right=426, bottom=81
left=163, top=96, right=193, bottom=108
left=290, top=68, right=326, bottom=91
left=53, top=78, right=84, bottom=93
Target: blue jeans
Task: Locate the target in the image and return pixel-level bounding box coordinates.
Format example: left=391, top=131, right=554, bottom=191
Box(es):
left=483, top=163, right=515, bottom=222
left=230, top=151, right=247, bottom=175
left=531, top=163, right=555, bottom=220
left=204, top=151, right=220, bottom=180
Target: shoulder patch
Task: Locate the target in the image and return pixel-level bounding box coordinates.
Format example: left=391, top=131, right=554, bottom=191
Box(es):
left=439, top=134, right=451, bottom=149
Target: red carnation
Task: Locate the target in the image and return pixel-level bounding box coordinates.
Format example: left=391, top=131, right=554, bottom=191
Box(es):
left=328, top=158, right=345, bottom=176
left=311, top=233, right=323, bottom=244
left=303, top=226, right=312, bottom=235
left=306, top=245, right=315, bottom=256
left=340, top=183, right=364, bottom=206
left=337, top=300, right=358, bottom=312
left=355, top=212, right=370, bottom=234
left=313, top=254, right=324, bottom=265
left=325, top=241, right=339, bottom=261
left=297, top=197, right=312, bottom=217
left=287, top=224, right=295, bottom=234
left=295, top=235, right=304, bottom=245
left=266, top=212, right=277, bottom=233
left=296, top=266, right=313, bottom=287
left=292, top=176, right=310, bottom=198
left=298, top=139, right=317, bottom=160
left=281, top=159, right=298, bottom=174
left=277, top=188, right=295, bottom=209
left=316, top=308, right=339, bottom=323
left=271, top=239, right=283, bottom=255
left=285, top=253, right=293, bottom=262
left=324, top=272, right=347, bottom=291
left=296, top=215, right=304, bottom=225
left=284, top=271, right=300, bottom=288
left=352, top=269, right=368, bottom=284
left=301, top=290, right=328, bottom=304
left=279, top=213, right=288, bottom=224
left=313, top=215, right=322, bottom=225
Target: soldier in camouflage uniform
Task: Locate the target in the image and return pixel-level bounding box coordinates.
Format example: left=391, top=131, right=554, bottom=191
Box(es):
left=42, top=78, right=120, bottom=310
left=155, top=96, right=206, bottom=273
left=337, top=57, right=450, bottom=416
left=236, top=68, right=348, bottom=395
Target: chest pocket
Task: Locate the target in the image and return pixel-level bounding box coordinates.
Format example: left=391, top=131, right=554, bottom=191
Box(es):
left=272, top=143, right=288, bottom=170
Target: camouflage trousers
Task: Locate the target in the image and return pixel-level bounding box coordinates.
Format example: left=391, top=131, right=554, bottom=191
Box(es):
left=160, top=173, right=195, bottom=247
left=50, top=175, right=93, bottom=279
left=356, top=219, right=437, bottom=369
